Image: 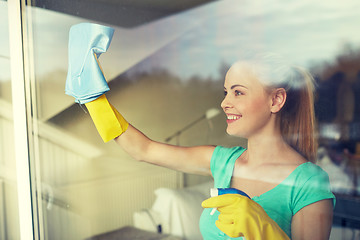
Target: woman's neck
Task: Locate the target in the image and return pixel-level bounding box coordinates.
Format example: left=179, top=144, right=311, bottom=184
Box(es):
left=245, top=133, right=291, bottom=165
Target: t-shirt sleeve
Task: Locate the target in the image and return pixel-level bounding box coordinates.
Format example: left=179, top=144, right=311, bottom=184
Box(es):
left=292, top=165, right=336, bottom=215
left=210, top=146, right=246, bottom=188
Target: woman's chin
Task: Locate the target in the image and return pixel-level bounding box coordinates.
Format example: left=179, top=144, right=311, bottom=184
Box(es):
left=226, top=128, right=244, bottom=138
left=227, top=124, right=253, bottom=138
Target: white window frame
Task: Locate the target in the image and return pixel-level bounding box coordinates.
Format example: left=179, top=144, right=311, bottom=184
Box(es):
left=7, top=0, right=35, bottom=239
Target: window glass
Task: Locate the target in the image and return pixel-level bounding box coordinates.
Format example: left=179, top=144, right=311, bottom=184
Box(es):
left=26, top=0, right=360, bottom=239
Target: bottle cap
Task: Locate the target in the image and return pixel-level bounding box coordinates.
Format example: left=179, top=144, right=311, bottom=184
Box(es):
left=210, top=188, right=218, bottom=197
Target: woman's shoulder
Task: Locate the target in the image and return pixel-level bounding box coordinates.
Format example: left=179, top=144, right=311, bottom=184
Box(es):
left=214, top=145, right=246, bottom=156
left=211, top=146, right=246, bottom=179
left=290, top=162, right=333, bottom=195
left=297, top=161, right=330, bottom=178
left=211, top=145, right=246, bottom=167
left=290, top=161, right=335, bottom=213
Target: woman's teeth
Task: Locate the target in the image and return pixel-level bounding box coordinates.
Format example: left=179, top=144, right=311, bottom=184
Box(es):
left=227, top=115, right=241, bottom=120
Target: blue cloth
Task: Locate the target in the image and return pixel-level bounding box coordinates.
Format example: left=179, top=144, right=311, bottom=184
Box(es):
left=199, top=146, right=336, bottom=240
left=65, top=23, right=114, bottom=104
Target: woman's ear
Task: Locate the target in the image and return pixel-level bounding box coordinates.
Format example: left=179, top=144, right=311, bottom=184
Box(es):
left=270, top=88, right=286, bottom=113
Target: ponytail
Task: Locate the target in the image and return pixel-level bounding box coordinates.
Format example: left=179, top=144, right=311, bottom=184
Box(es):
left=248, top=53, right=318, bottom=162
left=280, top=67, right=317, bottom=162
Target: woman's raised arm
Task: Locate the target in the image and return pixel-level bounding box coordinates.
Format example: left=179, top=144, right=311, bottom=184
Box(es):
left=115, top=124, right=215, bottom=175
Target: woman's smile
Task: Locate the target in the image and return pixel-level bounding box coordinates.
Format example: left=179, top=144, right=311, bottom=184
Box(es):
left=226, top=114, right=242, bottom=124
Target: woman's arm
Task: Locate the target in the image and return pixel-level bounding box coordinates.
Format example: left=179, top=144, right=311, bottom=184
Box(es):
left=64, top=23, right=215, bottom=175
left=291, top=199, right=333, bottom=240
left=115, top=124, right=215, bottom=175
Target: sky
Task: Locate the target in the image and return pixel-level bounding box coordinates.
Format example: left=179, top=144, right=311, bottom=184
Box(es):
left=1, top=0, right=360, bottom=82
left=137, top=0, right=360, bottom=80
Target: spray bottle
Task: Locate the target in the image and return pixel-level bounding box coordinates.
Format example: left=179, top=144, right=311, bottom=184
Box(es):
left=210, top=188, right=250, bottom=239
left=210, top=188, right=250, bottom=215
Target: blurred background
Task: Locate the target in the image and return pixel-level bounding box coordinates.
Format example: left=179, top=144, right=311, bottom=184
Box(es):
left=1, top=0, right=360, bottom=239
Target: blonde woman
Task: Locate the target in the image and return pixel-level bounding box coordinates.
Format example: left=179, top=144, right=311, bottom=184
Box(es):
left=66, top=23, right=335, bottom=239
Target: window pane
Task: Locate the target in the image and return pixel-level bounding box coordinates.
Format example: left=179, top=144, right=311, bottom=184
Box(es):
left=26, top=1, right=360, bottom=239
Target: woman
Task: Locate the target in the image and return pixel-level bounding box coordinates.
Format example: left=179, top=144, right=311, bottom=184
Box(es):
left=66, top=23, right=335, bottom=239
left=198, top=58, right=335, bottom=239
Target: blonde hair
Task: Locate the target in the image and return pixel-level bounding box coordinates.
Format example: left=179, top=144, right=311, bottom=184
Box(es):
left=279, top=67, right=317, bottom=162
left=248, top=53, right=317, bottom=162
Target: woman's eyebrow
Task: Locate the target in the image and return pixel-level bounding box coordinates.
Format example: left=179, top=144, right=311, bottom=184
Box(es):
left=231, top=84, right=248, bottom=89
left=223, top=84, right=248, bottom=90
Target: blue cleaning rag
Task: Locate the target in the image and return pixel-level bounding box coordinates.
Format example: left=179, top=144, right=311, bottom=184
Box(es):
left=65, top=23, right=114, bottom=104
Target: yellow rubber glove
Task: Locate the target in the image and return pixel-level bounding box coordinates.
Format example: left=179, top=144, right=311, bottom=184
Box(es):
left=202, top=194, right=290, bottom=240
left=85, top=94, right=129, bottom=142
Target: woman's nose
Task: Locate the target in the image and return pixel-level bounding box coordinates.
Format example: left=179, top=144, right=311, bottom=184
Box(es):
left=221, top=96, right=231, bottom=110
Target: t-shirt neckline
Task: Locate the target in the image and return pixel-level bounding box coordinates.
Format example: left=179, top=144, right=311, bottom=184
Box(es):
left=228, top=148, right=312, bottom=200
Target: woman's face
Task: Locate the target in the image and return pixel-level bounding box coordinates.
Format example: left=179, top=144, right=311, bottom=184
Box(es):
left=221, top=62, right=274, bottom=138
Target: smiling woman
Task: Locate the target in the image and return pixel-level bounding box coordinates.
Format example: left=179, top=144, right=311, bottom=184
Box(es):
left=67, top=22, right=334, bottom=238
left=201, top=55, right=334, bottom=240
left=225, top=54, right=318, bottom=162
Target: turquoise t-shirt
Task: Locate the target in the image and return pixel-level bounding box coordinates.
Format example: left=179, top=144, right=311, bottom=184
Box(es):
left=199, top=146, right=336, bottom=240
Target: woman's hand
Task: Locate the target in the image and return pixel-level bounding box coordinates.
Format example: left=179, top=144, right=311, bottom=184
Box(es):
left=202, top=194, right=290, bottom=239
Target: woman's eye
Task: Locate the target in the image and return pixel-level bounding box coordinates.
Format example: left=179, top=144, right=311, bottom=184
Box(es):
left=224, top=91, right=228, bottom=96
left=235, top=90, right=242, bottom=96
